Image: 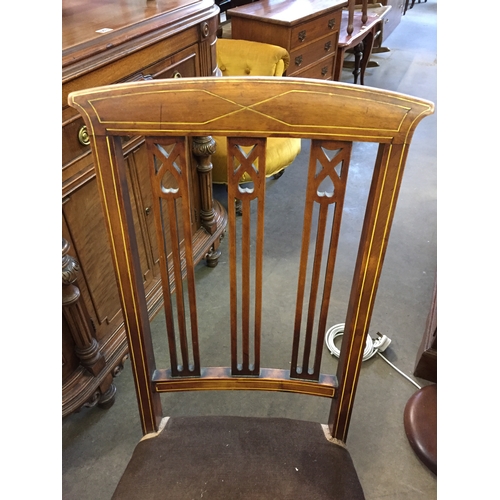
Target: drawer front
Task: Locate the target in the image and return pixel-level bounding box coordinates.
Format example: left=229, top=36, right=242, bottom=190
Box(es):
left=62, top=27, right=201, bottom=119
left=289, top=32, right=338, bottom=74
left=291, top=57, right=334, bottom=80
left=118, top=44, right=200, bottom=82
left=63, top=44, right=199, bottom=172
left=290, top=10, right=341, bottom=50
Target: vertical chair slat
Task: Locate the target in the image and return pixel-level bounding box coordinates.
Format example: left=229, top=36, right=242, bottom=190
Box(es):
left=147, top=138, right=200, bottom=377
left=254, top=174, right=265, bottom=373
left=168, top=197, right=190, bottom=369
left=249, top=141, right=266, bottom=373
left=301, top=202, right=328, bottom=375
left=291, top=144, right=316, bottom=378
left=312, top=143, right=351, bottom=376
left=292, top=141, right=352, bottom=380
left=241, top=195, right=251, bottom=370
left=227, top=138, right=267, bottom=375
left=179, top=157, right=202, bottom=373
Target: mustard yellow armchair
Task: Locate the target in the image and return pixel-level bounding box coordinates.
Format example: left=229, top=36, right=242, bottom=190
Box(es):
left=212, top=39, right=302, bottom=191
left=217, top=38, right=290, bottom=77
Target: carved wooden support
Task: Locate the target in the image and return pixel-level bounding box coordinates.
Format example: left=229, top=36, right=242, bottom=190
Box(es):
left=206, top=234, right=223, bottom=268
left=62, top=238, right=105, bottom=376
left=82, top=373, right=117, bottom=411
left=193, top=136, right=217, bottom=235
left=63, top=238, right=118, bottom=411
left=192, top=135, right=222, bottom=267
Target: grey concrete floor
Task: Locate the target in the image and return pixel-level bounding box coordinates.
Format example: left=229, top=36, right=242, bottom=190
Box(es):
left=62, top=2, right=437, bottom=499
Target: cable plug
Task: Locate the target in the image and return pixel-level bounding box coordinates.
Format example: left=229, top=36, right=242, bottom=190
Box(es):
left=373, top=333, right=391, bottom=352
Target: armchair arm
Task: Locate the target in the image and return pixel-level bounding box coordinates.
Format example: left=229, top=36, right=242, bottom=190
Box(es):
left=217, top=38, right=290, bottom=77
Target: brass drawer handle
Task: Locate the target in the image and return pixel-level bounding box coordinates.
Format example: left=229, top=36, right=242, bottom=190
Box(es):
left=328, top=18, right=336, bottom=29
left=145, top=206, right=152, bottom=216
left=324, top=41, right=332, bottom=51
left=298, top=30, right=306, bottom=42
left=321, top=66, right=328, bottom=76
left=295, top=55, right=303, bottom=66
left=78, top=125, right=90, bottom=146
left=172, top=71, right=182, bottom=78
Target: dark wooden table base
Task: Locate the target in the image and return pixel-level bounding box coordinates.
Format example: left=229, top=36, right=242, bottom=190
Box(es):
left=404, top=384, right=437, bottom=475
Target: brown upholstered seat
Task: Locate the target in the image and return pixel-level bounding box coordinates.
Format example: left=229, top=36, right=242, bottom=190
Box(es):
left=68, top=77, right=434, bottom=499
left=112, top=417, right=365, bottom=499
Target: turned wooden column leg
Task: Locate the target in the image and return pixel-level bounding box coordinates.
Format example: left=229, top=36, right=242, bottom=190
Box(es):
left=352, top=42, right=364, bottom=84
left=193, top=136, right=217, bottom=234
left=62, top=238, right=117, bottom=409
left=192, top=136, right=222, bottom=267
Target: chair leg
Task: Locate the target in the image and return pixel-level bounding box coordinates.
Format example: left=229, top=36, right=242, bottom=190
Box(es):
left=352, top=42, right=363, bottom=85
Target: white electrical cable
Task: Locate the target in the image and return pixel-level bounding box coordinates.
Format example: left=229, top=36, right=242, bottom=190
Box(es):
left=376, top=352, right=422, bottom=390
left=325, top=323, right=422, bottom=390
left=326, top=323, right=381, bottom=361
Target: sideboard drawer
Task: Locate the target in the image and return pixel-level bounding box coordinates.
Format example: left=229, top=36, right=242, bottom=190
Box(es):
left=289, top=33, right=338, bottom=74
left=290, top=10, right=341, bottom=51
left=293, top=57, right=334, bottom=80
left=121, top=44, right=200, bottom=82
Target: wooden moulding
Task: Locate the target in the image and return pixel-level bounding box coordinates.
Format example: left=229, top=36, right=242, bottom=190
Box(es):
left=153, top=367, right=337, bottom=398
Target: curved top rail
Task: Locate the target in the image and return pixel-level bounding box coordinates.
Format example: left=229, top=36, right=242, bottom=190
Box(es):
left=68, top=76, right=434, bottom=145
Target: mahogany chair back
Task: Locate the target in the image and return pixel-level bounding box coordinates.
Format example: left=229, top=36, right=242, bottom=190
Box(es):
left=69, top=77, right=433, bottom=498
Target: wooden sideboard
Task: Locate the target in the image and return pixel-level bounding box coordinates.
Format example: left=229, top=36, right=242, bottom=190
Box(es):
left=62, top=0, right=226, bottom=417
left=228, top=0, right=347, bottom=80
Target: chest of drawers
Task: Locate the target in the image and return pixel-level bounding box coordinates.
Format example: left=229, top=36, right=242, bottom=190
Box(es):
left=228, top=0, right=347, bottom=80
